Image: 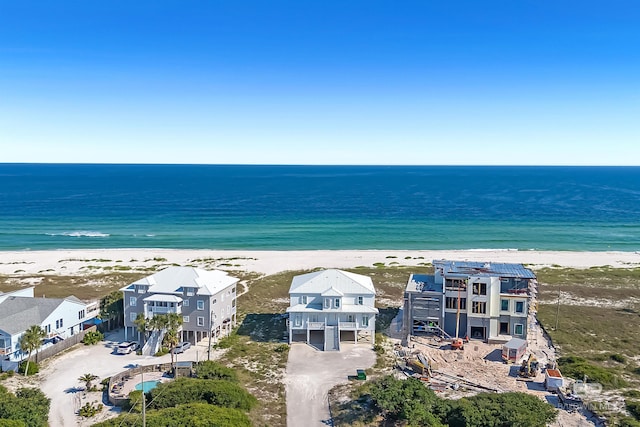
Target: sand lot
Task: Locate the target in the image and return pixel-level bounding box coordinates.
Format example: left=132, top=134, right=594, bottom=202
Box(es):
left=285, top=343, right=376, bottom=427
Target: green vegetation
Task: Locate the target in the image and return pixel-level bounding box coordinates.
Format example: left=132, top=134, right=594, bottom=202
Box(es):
left=627, top=400, right=640, bottom=420
left=17, top=361, right=38, bottom=376
left=147, top=378, right=256, bottom=411
left=195, top=361, right=238, bottom=382
left=78, top=402, right=103, bottom=418
left=332, top=376, right=557, bottom=427
left=94, top=403, right=251, bottom=427
left=0, top=385, right=50, bottom=427
left=18, top=325, right=45, bottom=375
left=78, top=373, right=99, bottom=391
left=81, top=330, right=103, bottom=345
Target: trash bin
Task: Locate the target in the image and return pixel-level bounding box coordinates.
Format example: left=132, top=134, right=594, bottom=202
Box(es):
left=356, top=369, right=366, bottom=380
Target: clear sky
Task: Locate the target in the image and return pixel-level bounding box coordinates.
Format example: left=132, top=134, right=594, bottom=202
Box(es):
left=1, top=1, right=639, bottom=165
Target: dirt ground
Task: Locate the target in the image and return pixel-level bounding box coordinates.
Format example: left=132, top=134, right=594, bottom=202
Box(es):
left=285, top=342, right=376, bottom=427
left=387, top=280, right=600, bottom=427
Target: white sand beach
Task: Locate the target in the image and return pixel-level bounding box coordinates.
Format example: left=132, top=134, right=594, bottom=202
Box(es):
left=1, top=248, right=639, bottom=277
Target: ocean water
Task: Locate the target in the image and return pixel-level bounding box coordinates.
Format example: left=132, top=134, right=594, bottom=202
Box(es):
left=1, top=164, right=639, bottom=251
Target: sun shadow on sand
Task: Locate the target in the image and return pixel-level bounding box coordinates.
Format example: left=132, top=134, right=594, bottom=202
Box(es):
left=237, top=313, right=287, bottom=342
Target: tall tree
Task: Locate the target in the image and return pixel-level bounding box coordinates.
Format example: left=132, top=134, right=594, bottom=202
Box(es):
left=163, top=313, right=183, bottom=370
left=133, top=313, right=150, bottom=346
left=18, top=325, right=46, bottom=376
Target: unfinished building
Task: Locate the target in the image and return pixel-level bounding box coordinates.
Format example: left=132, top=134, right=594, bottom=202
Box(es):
left=403, top=260, right=537, bottom=343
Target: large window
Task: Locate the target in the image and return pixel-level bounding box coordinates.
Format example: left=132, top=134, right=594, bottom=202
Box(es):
left=197, top=317, right=205, bottom=326
left=197, top=300, right=205, bottom=310
left=514, top=324, right=524, bottom=335
left=130, top=312, right=137, bottom=321
left=515, top=301, right=525, bottom=313
left=501, top=299, right=509, bottom=311
left=362, top=316, right=369, bottom=327
left=130, top=297, right=137, bottom=307
left=472, top=283, right=487, bottom=295
left=445, top=297, right=467, bottom=310
left=471, top=301, right=486, bottom=314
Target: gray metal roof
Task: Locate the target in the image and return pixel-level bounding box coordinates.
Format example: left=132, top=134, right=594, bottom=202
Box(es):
left=0, top=296, right=81, bottom=335
left=433, top=260, right=536, bottom=279
left=405, top=274, right=442, bottom=293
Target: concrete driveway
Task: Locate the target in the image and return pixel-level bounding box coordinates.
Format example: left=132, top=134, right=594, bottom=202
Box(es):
left=285, top=343, right=376, bottom=427
left=37, top=329, right=207, bottom=427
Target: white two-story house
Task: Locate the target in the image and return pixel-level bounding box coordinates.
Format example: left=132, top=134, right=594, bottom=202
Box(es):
left=287, top=269, right=378, bottom=351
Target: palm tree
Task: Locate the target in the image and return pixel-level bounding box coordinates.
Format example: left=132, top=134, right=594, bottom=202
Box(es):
left=78, top=373, right=99, bottom=391
left=163, top=329, right=180, bottom=370
left=133, top=313, right=150, bottom=347
left=18, top=325, right=46, bottom=376
left=163, top=313, right=183, bottom=370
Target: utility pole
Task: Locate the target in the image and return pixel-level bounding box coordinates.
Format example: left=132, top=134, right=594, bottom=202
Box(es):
left=554, top=290, right=561, bottom=330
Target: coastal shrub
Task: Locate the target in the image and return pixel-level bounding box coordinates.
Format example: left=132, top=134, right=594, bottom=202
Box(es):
left=78, top=402, right=103, bottom=418
left=619, top=418, right=640, bottom=427
left=0, top=385, right=50, bottom=427
left=195, top=361, right=238, bottom=382
left=154, top=348, right=169, bottom=356
left=627, top=400, right=640, bottom=420
left=93, top=403, right=251, bottom=427
left=625, top=390, right=640, bottom=399
left=125, top=390, right=144, bottom=413
left=558, top=356, right=626, bottom=389
left=18, top=361, right=39, bottom=376
left=610, top=353, right=627, bottom=363
left=147, top=378, right=256, bottom=411
left=274, top=344, right=289, bottom=354
left=82, top=331, right=104, bottom=345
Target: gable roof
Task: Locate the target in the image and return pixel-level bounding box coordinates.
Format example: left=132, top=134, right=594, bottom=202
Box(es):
left=289, top=269, right=375, bottom=295
left=122, top=267, right=238, bottom=296
left=0, top=296, right=84, bottom=336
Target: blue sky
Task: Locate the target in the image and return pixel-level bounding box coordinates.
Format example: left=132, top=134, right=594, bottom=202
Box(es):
left=1, top=1, right=639, bottom=165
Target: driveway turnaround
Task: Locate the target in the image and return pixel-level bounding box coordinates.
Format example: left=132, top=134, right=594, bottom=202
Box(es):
left=37, top=329, right=207, bottom=427
left=285, top=343, right=376, bottom=427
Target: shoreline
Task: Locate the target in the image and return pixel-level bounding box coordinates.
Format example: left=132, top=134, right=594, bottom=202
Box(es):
left=1, top=248, right=640, bottom=277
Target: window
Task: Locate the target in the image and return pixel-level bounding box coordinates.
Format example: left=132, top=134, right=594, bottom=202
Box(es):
left=130, top=297, right=137, bottom=307
left=334, top=298, right=340, bottom=308
left=324, top=298, right=330, bottom=309
left=137, top=285, right=145, bottom=294
left=130, top=312, right=137, bottom=321
left=471, top=301, right=486, bottom=314
left=357, top=296, right=363, bottom=305
left=212, top=299, right=217, bottom=305
left=55, top=320, right=59, bottom=329
left=514, top=324, right=524, bottom=335
left=472, top=283, right=487, bottom=295
left=186, top=288, right=194, bottom=296
left=197, top=300, right=205, bottom=310
left=232, top=287, right=236, bottom=294
left=59, top=318, right=63, bottom=328
left=183, top=316, right=190, bottom=323
left=183, top=299, right=189, bottom=307
left=78, top=310, right=85, bottom=319
left=346, top=314, right=354, bottom=322
left=197, top=317, right=205, bottom=326
left=515, top=301, right=525, bottom=313
left=501, top=299, right=509, bottom=311
left=302, top=295, right=307, bottom=304
left=45, top=324, right=51, bottom=333
left=232, top=299, right=236, bottom=307
left=446, top=297, right=467, bottom=310
left=362, top=316, right=369, bottom=327
left=294, top=315, right=302, bottom=327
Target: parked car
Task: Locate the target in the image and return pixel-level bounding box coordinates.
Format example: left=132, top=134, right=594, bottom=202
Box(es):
left=117, top=341, right=139, bottom=354
left=171, top=342, right=191, bottom=354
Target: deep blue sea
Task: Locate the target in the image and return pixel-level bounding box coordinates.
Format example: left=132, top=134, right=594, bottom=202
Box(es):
left=1, top=164, right=639, bottom=251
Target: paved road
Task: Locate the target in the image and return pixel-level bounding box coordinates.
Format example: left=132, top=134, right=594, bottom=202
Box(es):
left=37, top=329, right=206, bottom=427
left=285, top=343, right=376, bottom=427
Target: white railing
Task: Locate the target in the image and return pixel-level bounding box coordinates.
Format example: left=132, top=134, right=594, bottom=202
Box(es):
left=307, top=321, right=325, bottom=329
left=339, top=321, right=357, bottom=329
left=147, top=306, right=181, bottom=315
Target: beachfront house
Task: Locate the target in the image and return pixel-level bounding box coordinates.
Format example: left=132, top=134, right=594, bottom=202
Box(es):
left=0, top=287, right=98, bottom=371
left=121, top=267, right=239, bottom=355
left=403, top=260, right=536, bottom=343
left=287, top=269, right=378, bottom=351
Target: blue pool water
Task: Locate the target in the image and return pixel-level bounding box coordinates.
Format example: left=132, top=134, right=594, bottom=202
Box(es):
left=135, top=380, right=160, bottom=393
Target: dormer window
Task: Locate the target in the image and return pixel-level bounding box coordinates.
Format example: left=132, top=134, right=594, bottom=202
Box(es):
left=357, top=296, right=363, bottom=305
left=302, top=295, right=308, bottom=304
left=324, top=298, right=330, bottom=309
left=185, top=287, right=194, bottom=297
left=334, top=298, right=340, bottom=308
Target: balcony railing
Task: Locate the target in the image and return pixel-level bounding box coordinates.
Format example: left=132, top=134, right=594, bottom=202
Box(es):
left=146, top=306, right=182, bottom=315
left=307, top=321, right=325, bottom=329
left=339, top=321, right=357, bottom=329
left=0, top=347, right=12, bottom=356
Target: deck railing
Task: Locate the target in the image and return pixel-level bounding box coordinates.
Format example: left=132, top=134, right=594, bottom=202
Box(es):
left=307, top=321, right=325, bottom=329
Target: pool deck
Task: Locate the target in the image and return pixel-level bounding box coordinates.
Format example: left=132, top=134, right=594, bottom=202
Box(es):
left=110, top=371, right=171, bottom=397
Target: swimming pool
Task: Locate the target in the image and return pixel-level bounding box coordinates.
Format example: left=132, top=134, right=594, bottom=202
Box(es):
left=134, top=380, right=161, bottom=393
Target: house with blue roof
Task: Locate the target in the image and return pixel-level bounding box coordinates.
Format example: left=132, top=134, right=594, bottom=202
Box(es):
left=403, top=260, right=536, bottom=343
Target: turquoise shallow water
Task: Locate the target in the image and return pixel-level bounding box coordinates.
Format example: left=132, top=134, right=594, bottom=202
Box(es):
left=1, top=164, right=639, bottom=251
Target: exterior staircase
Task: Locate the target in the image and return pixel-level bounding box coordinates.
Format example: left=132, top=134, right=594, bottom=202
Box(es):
left=324, top=326, right=340, bottom=351
left=142, top=329, right=165, bottom=356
